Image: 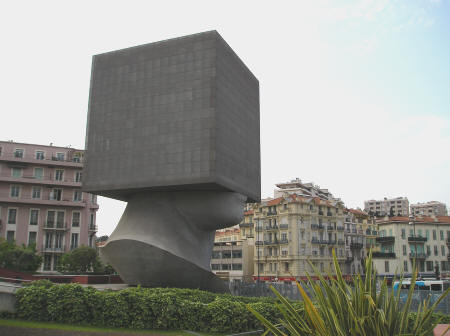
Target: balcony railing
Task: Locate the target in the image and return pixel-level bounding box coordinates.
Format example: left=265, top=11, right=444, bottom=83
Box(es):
left=311, top=237, right=320, bottom=244
left=408, top=236, right=427, bottom=243
left=350, top=242, right=363, bottom=249
left=409, top=252, right=427, bottom=259
left=279, top=239, right=289, bottom=244
left=338, top=239, right=345, bottom=245
left=279, top=224, right=289, bottom=229
left=89, top=225, right=98, bottom=231
left=326, top=225, right=333, bottom=230
left=311, top=224, right=319, bottom=230
left=267, top=210, right=278, bottom=216
left=44, top=222, right=68, bottom=230
left=372, top=252, right=396, bottom=258
left=265, top=225, right=278, bottom=230
left=239, top=222, right=253, bottom=228
left=42, top=244, right=65, bottom=253
left=326, top=212, right=332, bottom=216
left=376, top=236, right=395, bottom=243
left=318, top=211, right=324, bottom=215
left=318, top=224, right=324, bottom=230
left=255, top=227, right=264, bottom=232
left=255, top=241, right=263, bottom=245
left=337, top=226, right=344, bottom=231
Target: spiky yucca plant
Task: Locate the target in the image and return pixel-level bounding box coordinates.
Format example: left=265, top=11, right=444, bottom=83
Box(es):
left=248, top=251, right=450, bottom=336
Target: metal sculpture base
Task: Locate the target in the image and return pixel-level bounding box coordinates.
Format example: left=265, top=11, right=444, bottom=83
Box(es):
left=100, top=191, right=245, bottom=293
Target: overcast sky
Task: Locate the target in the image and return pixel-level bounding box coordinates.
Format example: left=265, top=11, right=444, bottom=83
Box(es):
left=1, top=0, right=449, bottom=236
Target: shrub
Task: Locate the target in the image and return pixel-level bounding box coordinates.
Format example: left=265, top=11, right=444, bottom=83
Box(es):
left=248, top=251, right=450, bottom=336
left=0, top=240, right=42, bottom=272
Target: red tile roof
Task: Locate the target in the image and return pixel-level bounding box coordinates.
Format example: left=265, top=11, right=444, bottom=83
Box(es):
left=266, top=197, right=284, bottom=206
left=348, top=209, right=368, bottom=216
left=244, top=210, right=254, bottom=216
left=379, top=216, right=450, bottom=224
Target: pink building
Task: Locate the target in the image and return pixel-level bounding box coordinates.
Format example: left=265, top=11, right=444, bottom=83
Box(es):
left=0, top=141, right=99, bottom=272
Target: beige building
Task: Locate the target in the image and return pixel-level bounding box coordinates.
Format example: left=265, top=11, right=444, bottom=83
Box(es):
left=373, top=216, right=450, bottom=277
left=252, top=180, right=349, bottom=282
left=211, top=227, right=254, bottom=283
left=364, top=197, right=409, bottom=217
left=411, top=201, right=448, bottom=217
left=343, top=209, right=368, bottom=275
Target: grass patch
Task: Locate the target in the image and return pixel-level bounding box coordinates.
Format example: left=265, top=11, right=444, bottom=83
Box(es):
left=0, top=318, right=214, bottom=335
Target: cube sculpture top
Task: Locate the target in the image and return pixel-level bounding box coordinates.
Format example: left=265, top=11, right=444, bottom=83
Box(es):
left=84, top=30, right=260, bottom=203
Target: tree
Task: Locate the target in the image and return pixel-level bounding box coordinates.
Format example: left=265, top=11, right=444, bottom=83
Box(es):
left=58, top=246, right=103, bottom=274
left=0, top=239, right=42, bottom=272
left=96, top=235, right=109, bottom=243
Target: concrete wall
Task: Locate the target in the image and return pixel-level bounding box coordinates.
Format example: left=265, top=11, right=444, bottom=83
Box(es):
left=84, top=31, right=260, bottom=202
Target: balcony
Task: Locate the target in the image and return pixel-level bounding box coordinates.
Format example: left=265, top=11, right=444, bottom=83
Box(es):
left=409, top=252, right=427, bottom=259
left=351, top=229, right=357, bottom=234
left=265, top=225, right=278, bottom=230
left=311, top=237, right=320, bottom=244
left=319, top=239, right=329, bottom=245
left=326, top=225, right=333, bottom=230
left=279, top=239, right=289, bottom=244
left=255, top=226, right=264, bottom=232
left=372, top=252, right=396, bottom=258
left=42, top=245, right=66, bottom=253
left=0, top=173, right=82, bottom=188
left=311, top=224, right=319, bottom=230
left=0, top=153, right=83, bottom=168
left=338, top=239, right=345, bottom=245
left=43, top=222, right=68, bottom=230
left=376, top=236, right=395, bottom=244
left=326, top=212, right=332, bottom=216
left=337, top=226, right=344, bottom=231
left=89, top=225, right=98, bottom=232
left=350, top=242, right=363, bottom=249
left=345, top=255, right=353, bottom=263
left=267, top=210, right=278, bottom=216
left=318, top=210, right=324, bottom=215
left=255, top=241, right=263, bottom=245
left=279, top=224, right=289, bottom=229
left=408, top=236, right=427, bottom=243
left=318, top=224, right=324, bottom=230
left=328, top=239, right=337, bottom=245
left=264, top=240, right=279, bottom=245
left=239, top=222, right=253, bottom=228
left=0, top=195, right=89, bottom=208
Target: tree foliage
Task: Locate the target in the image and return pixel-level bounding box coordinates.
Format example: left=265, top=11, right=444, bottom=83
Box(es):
left=0, top=239, right=42, bottom=272
left=58, top=246, right=103, bottom=274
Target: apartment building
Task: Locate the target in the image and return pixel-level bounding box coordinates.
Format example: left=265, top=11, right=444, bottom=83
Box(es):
left=373, top=216, right=450, bottom=277
left=211, top=228, right=254, bottom=283
left=364, top=197, right=409, bottom=217
left=411, top=201, right=448, bottom=217
left=343, top=209, right=367, bottom=275
left=252, top=181, right=349, bottom=282
left=0, top=141, right=99, bottom=272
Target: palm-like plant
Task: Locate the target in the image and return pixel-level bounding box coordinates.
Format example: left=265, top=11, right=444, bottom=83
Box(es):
left=248, top=251, right=449, bottom=336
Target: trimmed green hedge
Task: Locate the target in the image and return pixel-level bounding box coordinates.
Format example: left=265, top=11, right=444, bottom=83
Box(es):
left=15, top=281, right=290, bottom=333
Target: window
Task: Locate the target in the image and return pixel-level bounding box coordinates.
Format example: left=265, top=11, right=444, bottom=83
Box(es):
left=29, top=209, right=39, bottom=225
left=232, top=250, right=242, bottom=258
left=232, top=264, right=242, bottom=270
left=440, top=230, right=444, bottom=240
left=426, top=261, right=434, bottom=271
left=56, top=153, right=65, bottom=161
left=404, top=260, right=408, bottom=272
left=426, top=230, right=430, bottom=240
left=72, top=212, right=80, bottom=227
left=28, top=232, right=37, bottom=246
left=6, top=231, right=15, bottom=243
left=90, top=213, right=95, bottom=228
left=14, top=149, right=24, bottom=158
left=0, top=146, right=2, bottom=156
left=75, top=171, right=82, bottom=182
left=11, top=168, right=22, bottom=178
left=385, top=261, right=389, bottom=273
left=7, top=209, right=17, bottom=224
left=433, top=230, right=437, bottom=240
left=32, top=187, right=41, bottom=199
left=222, top=250, right=231, bottom=259
left=284, top=262, right=289, bottom=272
left=70, top=233, right=79, bottom=249
left=442, top=246, right=446, bottom=256
left=434, top=246, right=438, bottom=256
left=56, top=211, right=65, bottom=228
left=403, top=245, right=407, bottom=256
left=47, top=211, right=55, bottom=228
left=10, top=185, right=20, bottom=198
left=221, top=264, right=231, bottom=270
left=284, top=204, right=288, bottom=210
left=55, top=169, right=64, bottom=181
left=55, top=233, right=63, bottom=249
left=43, top=255, right=52, bottom=271
left=427, top=245, right=431, bottom=255
left=258, top=263, right=264, bottom=272
left=401, top=229, right=405, bottom=239
left=73, top=191, right=82, bottom=202
left=212, top=251, right=220, bottom=259
left=35, top=151, right=44, bottom=160
left=211, top=264, right=220, bottom=270
left=34, top=167, right=44, bottom=179
left=50, top=189, right=62, bottom=201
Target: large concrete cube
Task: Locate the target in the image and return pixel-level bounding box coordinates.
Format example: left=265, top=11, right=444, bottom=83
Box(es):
left=83, top=31, right=260, bottom=202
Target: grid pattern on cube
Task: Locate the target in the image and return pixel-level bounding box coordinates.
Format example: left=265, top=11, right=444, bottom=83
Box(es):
left=84, top=31, right=260, bottom=202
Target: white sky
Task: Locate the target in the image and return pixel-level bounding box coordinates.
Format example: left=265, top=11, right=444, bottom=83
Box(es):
left=1, top=0, right=449, bottom=236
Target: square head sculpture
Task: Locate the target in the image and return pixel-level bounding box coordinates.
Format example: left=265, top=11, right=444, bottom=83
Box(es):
left=83, top=31, right=260, bottom=202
